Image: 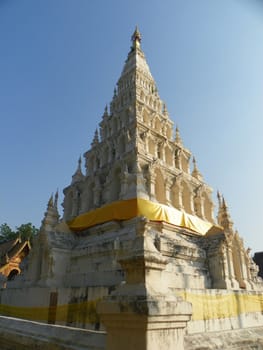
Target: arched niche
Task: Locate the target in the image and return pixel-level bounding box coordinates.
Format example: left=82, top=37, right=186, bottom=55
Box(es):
left=148, top=137, right=156, bottom=156
left=87, top=183, right=94, bottom=211
left=75, top=189, right=82, bottom=216
left=89, top=155, right=95, bottom=174
left=166, top=125, right=173, bottom=140
left=232, top=237, right=246, bottom=289
left=157, top=143, right=163, bottom=160
left=142, top=107, right=149, bottom=121
left=118, top=134, right=126, bottom=154
left=140, top=90, right=144, bottom=102
left=194, top=192, right=203, bottom=219
left=181, top=181, right=193, bottom=214
left=154, top=168, right=166, bottom=205
left=112, top=118, right=118, bottom=134
left=171, top=179, right=181, bottom=210
left=154, top=117, right=162, bottom=133
left=181, top=152, right=189, bottom=173
left=110, top=168, right=121, bottom=202
left=202, top=192, right=214, bottom=222
left=125, top=111, right=130, bottom=125
left=174, top=149, right=181, bottom=169
left=64, top=191, right=73, bottom=220
left=7, top=269, right=19, bottom=281
left=102, top=146, right=109, bottom=165
left=165, top=145, right=173, bottom=166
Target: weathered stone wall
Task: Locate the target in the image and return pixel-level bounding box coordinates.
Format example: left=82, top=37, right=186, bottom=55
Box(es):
left=185, top=326, right=263, bottom=350
left=0, top=316, right=106, bottom=350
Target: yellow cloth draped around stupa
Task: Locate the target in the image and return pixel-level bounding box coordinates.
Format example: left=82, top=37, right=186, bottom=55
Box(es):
left=68, top=198, right=214, bottom=235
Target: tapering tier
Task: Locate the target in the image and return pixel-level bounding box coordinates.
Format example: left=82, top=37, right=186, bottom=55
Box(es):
left=63, top=28, right=215, bottom=234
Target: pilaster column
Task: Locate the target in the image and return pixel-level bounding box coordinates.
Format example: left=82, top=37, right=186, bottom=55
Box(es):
left=174, top=149, right=182, bottom=170
left=239, top=249, right=252, bottom=289
left=220, top=243, right=232, bottom=289
left=94, top=179, right=101, bottom=207
left=177, top=183, right=183, bottom=210
left=98, top=217, right=192, bottom=350
left=148, top=172, right=157, bottom=201
left=120, top=168, right=129, bottom=199
left=194, top=196, right=205, bottom=219
left=226, top=242, right=240, bottom=289
left=189, top=190, right=195, bottom=215
left=165, top=178, right=173, bottom=206
left=71, top=191, right=79, bottom=217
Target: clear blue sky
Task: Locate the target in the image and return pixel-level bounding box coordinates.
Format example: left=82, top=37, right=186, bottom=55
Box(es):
left=0, top=0, right=263, bottom=253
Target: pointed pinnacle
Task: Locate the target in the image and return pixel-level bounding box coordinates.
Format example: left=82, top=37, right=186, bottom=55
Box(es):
left=48, top=194, right=54, bottom=208
left=92, top=129, right=99, bottom=145
left=192, top=156, right=203, bottom=181
left=131, top=26, right=141, bottom=49
left=54, top=189, right=59, bottom=209
left=104, top=105, right=108, bottom=116
left=78, top=155, right=82, bottom=167
left=222, top=196, right=227, bottom=209
left=175, top=125, right=182, bottom=144
left=217, top=190, right=222, bottom=206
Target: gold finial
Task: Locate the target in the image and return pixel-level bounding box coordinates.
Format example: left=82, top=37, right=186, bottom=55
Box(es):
left=131, top=26, right=141, bottom=49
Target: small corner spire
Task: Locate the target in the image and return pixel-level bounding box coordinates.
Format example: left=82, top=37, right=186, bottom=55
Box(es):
left=218, top=195, right=234, bottom=233
left=222, top=196, right=228, bottom=209
left=54, top=189, right=59, bottom=209
left=217, top=190, right=222, bottom=208
left=48, top=194, right=54, bottom=208
left=191, top=156, right=203, bottom=181
left=41, top=193, right=60, bottom=230
left=71, top=156, right=84, bottom=184
left=78, top=155, right=82, bottom=168
left=131, top=25, right=142, bottom=49
left=175, top=125, right=182, bottom=145
left=92, top=129, right=99, bottom=146
left=104, top=105, right=108, bottom=116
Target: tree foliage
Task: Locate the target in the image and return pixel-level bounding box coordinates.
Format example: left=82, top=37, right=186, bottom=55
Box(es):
left=0, top=222, right=39, bottom=243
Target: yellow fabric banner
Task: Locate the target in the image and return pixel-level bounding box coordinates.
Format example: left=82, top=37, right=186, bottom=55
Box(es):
left=68, top=198, right=214, bottom=235
left=177, top=290, right=263, bottom=321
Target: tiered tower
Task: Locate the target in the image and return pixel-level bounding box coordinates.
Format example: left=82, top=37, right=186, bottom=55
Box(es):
left=2, top=29, right=263, bottom=349
left=63, top=27, right=214, bottom=230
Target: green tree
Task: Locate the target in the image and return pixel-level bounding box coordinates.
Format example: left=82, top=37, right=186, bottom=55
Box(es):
left=0, top=222, right=39, bottom=243
left=0, top=223, right=16, bottom=242
left=16, top=223, right=39, bottom=242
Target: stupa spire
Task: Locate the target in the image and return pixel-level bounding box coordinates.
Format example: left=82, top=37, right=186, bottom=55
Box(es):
left=64, top=28, right=214, bottom=229
left=131, top=25, right=142, bottom=49
left=71, top=156, right=84, bottom=184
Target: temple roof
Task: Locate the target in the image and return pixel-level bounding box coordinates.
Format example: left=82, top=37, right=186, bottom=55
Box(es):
left=0, top=238, right=31, bottom=272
